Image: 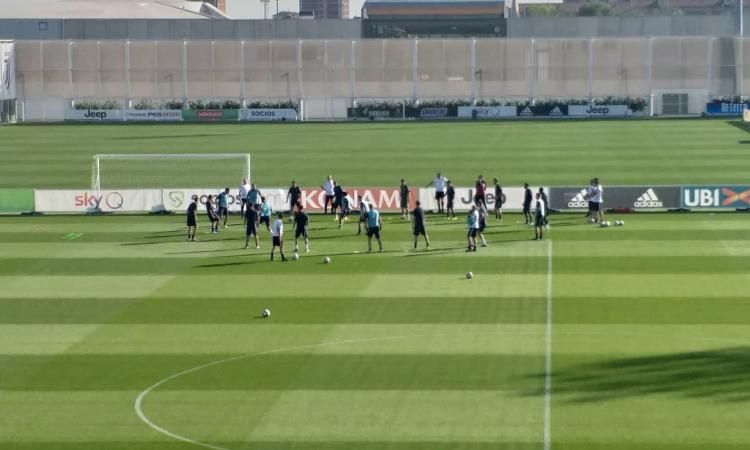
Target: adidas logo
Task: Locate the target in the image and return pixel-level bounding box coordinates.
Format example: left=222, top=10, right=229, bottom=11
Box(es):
left=519, top=106, right=533, bottom=116
left=634, top=188, right=663, bottom=208
left=567, top=188, right=589, bottom=208
left=549, top=106, right=563, bottom=116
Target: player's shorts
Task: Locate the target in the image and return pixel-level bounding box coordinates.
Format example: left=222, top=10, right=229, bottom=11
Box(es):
left=272, top=236, right=282, bottom=246
left=325, top=195, right=334, bottom=203
left=367, top=226, right=381, bottom=239
left=400, top=198, right=408, bottom=209
left=435, top=191, right=445, bottom=200
left=290, top=200, right=298, bottom=212
left=295, top=227, right=308, bottom=239
left=246, top=224, right=258, bottom=236
left=187, top=217, right=197, bottom=227
left=260, top=216, right=270, bottom=227
left=218, top=207, right=228, bottom=216
left=535, top=214, right=545, bottom=227
left=588, top=201, right=594, bottom=210
left=360, top=213, right=368, bottom=223
left=467, top=228, right=477, bottom=238
left=241, top=198, right=248, bottom=206
left=447, top=197, right=454, bottom=208
left=208, top=213, right=219, bottom=222
left=495, top=201, right=502, bottom=210
left=413, top=224, right=426, bottom=236
left=478, top=221, right=486, bottom=233
left=591, top=202, right=601, bottom=212
left=523, top=205, right=531, bottom=213
left=474, top=193, right=485, bottom=203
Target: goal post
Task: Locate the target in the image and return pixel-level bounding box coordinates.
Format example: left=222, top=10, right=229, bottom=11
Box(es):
left=92, top=153, right=251, bottom=191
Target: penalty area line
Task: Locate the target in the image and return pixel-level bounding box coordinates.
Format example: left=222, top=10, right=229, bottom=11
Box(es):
left=544, top=239, right=553, bottom=450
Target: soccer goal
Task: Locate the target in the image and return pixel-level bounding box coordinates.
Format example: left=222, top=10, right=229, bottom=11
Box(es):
left=91, top=153, right=251, bottom=191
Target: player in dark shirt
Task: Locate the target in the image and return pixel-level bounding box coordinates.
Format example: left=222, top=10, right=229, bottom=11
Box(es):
left=400, top=178, right=410, bottom=220
left=244, top=203, right=260, bottom=249
left=523, top=183, right=533, bottom=226
left=286, top=180, right=301, bottom=220
left=411, top=200, right=430, bottom=250
left=186, top=195, right=199, bottom=241
left=206, top=194, right=220, bottom=234
left=446, top=180, right=456, bottom=219
left=493, top=178, right=505, bottom=221
left=293, top=205, right=310, bottom=253
left=474, top=175, right=487, bottom=209
left=333, top=183, right=344, bottom=219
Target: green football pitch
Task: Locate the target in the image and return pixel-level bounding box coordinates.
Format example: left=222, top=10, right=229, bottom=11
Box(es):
left=1, top=119, right=750, bottom=450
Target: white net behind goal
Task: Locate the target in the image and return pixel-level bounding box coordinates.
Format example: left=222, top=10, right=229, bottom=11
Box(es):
left=92, top=154, right=250, bottom=190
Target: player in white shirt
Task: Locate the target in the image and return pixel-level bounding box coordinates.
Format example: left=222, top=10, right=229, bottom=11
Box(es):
left=534, top=192, right=547, bottom=241
left=321, top=175, right=335, bottom=215
left=239, top=178, right=250, bottom=222
left=426, top=172, right=448, bottom=214
left=466, top=205, right=479, bottom=252
left=270, top=212, right=287, bottom=262
left=586, top=178, right=604, bottom=224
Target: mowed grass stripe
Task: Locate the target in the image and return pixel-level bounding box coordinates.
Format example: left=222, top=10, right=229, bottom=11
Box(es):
left=4, top=296, right=750, bottom=325
left=0, top=297, right=548, bottom=324
left=6, top=239, right=750, bottom=259
left=0, top=275, right=548, bottom=298
left=3, top=255, right=750, bottom=275
left=0, top=324, right=545, bottom=355
left=0, top=353, right=544, bottom=391
left=1, top=273, right=746, bottom=298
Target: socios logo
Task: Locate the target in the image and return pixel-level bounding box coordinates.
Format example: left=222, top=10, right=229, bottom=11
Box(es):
left=105, top=192, right=124, bottom=209
left=168, top=191, right=185, bottom=207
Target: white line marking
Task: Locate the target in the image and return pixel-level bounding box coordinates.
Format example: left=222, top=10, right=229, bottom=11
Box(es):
left=134, top=330, right=540, bottom=450
left=544, top=239, right=553, bottom=450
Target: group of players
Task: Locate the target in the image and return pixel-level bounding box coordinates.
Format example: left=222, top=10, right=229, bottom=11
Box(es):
left=186, top=173, right=566, bottom=260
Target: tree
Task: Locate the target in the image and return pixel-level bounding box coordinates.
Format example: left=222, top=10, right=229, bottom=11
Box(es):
left=578, top=0, right=613, bottom=16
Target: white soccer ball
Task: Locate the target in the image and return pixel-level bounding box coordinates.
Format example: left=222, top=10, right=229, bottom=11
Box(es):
left=466, top=271, right=473, bottom=279
left=619, top=220, right=625, bottom=226
left=600, top=222, right=609, bottom=228
left=323, top=256, right=331, bottom=264
left=293, top=253, right=299, bottom=260
left=262, top=308, right=270, bottom=318
left=588, top=218, right=596, bottom=224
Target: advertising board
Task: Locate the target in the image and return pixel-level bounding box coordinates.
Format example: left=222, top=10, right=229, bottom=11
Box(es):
left=548, top=186, right=681, bottom=210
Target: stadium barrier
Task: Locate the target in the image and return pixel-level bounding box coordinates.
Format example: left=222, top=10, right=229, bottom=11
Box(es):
left=34, top=185, right=746, bottom=213
left=0, top=189, right=34, bottom=213
left=349, top=104, right=634, bottom=121
left=705, top=101, right=749, bottom=116
left=681, top=185, right=750, bottom=209
left=548, top=186, right=682, bottom=211
left=64, top=109, right=298, bottom=122
left=420, top=187, right=546, bottom=211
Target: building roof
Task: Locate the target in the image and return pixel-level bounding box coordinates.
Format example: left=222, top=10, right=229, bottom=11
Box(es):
left=0, top=0, right=223, bottom=19
left=363, top=0, right=504, bottom=18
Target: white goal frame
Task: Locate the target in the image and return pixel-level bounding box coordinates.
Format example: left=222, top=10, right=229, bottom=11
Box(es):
left=91, top=153, right=251, bottom=192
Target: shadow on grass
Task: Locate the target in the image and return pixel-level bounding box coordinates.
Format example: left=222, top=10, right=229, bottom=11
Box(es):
left=524, top=347, right=750, bottom=403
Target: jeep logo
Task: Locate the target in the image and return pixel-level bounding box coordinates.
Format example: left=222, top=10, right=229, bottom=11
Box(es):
left=84, top=109, right=107, bottom=119
left=585, top=106, right=610, bottom=115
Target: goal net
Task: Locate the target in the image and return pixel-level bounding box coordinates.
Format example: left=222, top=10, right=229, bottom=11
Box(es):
left=92, top=153, right=251, bottom=191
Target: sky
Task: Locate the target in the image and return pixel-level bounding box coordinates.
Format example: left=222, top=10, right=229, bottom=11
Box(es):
left=226, top=0, right=365, bottom=18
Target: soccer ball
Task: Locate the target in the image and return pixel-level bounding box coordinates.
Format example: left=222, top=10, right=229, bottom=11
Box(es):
left=600, top=222, right=609, bottom=228
left=323, top=256, right=331, bottom=264
left=292, top=253, right=299, bottom=260
left=262, top=308, right=270, bottom=318
left=588, top=218, right=596, bottom=224
left=619, top=220, right=625, bottom=226
left=466, top=271, right=473, bottom=279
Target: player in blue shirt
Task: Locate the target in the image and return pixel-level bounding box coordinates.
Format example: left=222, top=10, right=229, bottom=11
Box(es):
left=217, top=187, right=230, bottom=228
left=259, top=196, right=272, bottom=232
left=366, top=203, right=383, bottom=253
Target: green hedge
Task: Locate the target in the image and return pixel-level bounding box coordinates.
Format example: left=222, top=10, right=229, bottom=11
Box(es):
left=0, top=189, right=34, bottom=213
